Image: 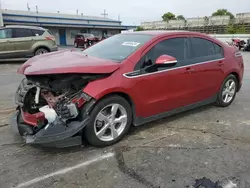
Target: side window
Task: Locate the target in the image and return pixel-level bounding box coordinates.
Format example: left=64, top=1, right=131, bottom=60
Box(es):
left=0, top=29, right=12, bottom=39
left=12, top=28, right=33, bottom=38
left=155, top=38, right=186, bottom=61
left=190, top=38, right=215, bottom=58
left=214, top=43, right=224, bottom=57
left=32, top=29, right=45, bottom=36
left=135, top=37, right=187, bottom=70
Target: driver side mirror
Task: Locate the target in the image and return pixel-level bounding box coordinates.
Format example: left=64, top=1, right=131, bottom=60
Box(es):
left=155, top=55, right=177, bottom=66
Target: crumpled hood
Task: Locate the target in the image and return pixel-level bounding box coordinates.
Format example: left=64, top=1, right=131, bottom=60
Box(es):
left=18, top=50, right=121, bottom=75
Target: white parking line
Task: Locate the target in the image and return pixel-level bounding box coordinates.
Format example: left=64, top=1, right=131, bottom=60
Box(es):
left=14, top=152, right=114, bottom=188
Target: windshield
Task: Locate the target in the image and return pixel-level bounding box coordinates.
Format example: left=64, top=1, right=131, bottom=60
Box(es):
left=83, top=34, right=153, bottom=61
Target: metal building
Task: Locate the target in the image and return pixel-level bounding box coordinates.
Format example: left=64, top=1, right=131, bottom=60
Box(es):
left=0, top=9, right=135, bottom=45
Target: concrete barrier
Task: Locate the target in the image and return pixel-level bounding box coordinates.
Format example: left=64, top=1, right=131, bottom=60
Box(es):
left=210, top=34, right=250, bottom=43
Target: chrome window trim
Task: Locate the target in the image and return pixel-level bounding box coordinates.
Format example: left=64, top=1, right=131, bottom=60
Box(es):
left=163, top=60, right=177, bottom=64
left=123, top=58, right=225, bottom=79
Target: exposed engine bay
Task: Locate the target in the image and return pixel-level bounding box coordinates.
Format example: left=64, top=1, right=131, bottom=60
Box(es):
left=15, top=74, right=106, bottom=137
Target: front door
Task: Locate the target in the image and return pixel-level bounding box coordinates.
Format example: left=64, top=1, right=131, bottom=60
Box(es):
left=130, top=37, right=197, bottom=118
left=59, top=29, right=66, bottom=45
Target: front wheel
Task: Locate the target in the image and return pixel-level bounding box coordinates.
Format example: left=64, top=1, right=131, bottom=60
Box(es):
left=74, top=42, right=78, bottom=48
left=216, top=74, right=238, bottom=107
left=84, top=96, right=132, bottom=147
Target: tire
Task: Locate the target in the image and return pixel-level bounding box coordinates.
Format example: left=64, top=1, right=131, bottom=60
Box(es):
left=34, top=48, right=49, bottom=56
left=74, top=42, right=78, bottom=48
left=216, top=74, right=238, bottom=107
left=84, top=95, right=132, bottom=147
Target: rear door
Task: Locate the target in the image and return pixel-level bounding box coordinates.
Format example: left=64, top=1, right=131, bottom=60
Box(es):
left=0, top=28, right=14, bottom=59
left=188, top=37, right=225, bottom=101
left=11, top=28, right=35, bottom=58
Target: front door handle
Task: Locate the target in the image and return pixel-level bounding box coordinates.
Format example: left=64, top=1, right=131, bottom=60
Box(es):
left=218, top=60, right=224, bottom=66
left=185, top=67, right=195, bottom=74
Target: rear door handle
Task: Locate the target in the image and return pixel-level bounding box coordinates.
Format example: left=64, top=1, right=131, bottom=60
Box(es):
left=185, top=67, right=195, bottom=74
left=218, top=60, right=224, bottom=66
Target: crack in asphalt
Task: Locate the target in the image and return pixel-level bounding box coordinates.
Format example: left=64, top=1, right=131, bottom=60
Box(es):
left=114, top=147, right=160, bottom=188
left=132, top=145, right=223, bottom=150
left=0, top=142, right=25, bottom=147
left=0, top=124, right=8, bottom=127
left=113, top=125, right=250, bottom=188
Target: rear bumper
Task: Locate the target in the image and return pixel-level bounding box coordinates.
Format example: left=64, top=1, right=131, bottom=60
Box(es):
left=10, top=110, right=90, bottom=148
left=50, top=46, right=58, bottom=52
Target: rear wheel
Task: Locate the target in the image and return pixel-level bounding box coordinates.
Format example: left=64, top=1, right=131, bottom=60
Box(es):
left=216, top=74, right=238, bottom=107
left=35, top=48, right=49, bottom=56
left=84, top=96, right=132, bottom=147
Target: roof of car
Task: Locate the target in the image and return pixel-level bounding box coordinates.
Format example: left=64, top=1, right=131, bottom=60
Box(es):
left=4, top=25, right=46, bottom=30
left=123, top=30, right=202, bottom=36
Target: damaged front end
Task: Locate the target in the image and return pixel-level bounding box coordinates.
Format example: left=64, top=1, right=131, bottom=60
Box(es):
left=10, top=74, right=104, bottom=147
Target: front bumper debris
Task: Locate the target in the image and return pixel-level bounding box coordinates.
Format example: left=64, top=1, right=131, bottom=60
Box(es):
left=10, top=110, right=90, bottom=148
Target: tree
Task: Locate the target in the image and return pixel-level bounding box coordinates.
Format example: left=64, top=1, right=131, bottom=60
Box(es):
left=135, top=26, right=144, bottom=31
left=212, top=9, right=234, bottom=20
left=176, top=15, right=185, bottom=20
left=162, top=12, right=176, bottom=22
left=236, top=25, right=246, bottom=34
left=226, top=24, right=246, bottom=34
left=226, top=24, right=236, bottom=34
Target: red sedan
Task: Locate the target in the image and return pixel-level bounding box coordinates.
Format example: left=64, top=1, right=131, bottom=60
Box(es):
left=11, top=31, right=244, bottom=147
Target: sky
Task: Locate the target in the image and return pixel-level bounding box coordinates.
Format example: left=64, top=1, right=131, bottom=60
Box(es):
left=1, top=0, right=250, bottom=25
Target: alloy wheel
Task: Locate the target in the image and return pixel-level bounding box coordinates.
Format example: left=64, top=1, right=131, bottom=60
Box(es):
left=94, top=103, right=128, bottom=142
left=35, top=48, right=48, bottom=55
left=222, top=79, right=236, bottom=103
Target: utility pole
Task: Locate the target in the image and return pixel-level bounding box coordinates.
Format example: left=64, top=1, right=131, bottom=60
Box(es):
left=36, top=5, right=38, bottom=13
left=27, top=3, right=30, bottom=11
left=27, top=3, right=31, bottom=11
left=76, top=9, right=78, bottom=16
left=101, top=9, right=108, bottom=18
left=118, top=14, right=120, bottom=21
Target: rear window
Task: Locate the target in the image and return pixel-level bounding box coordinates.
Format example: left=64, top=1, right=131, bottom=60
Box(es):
left=32, top=29, right=45, bottom=36
left=214, top=43, right=224, bottom=55
left=189, top=37, right=224, bottom=62
left=190, top=38, right=215, bottom=57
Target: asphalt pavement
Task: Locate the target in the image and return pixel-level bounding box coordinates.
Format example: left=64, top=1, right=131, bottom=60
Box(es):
left=0, top=52, right=250, bottom=188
